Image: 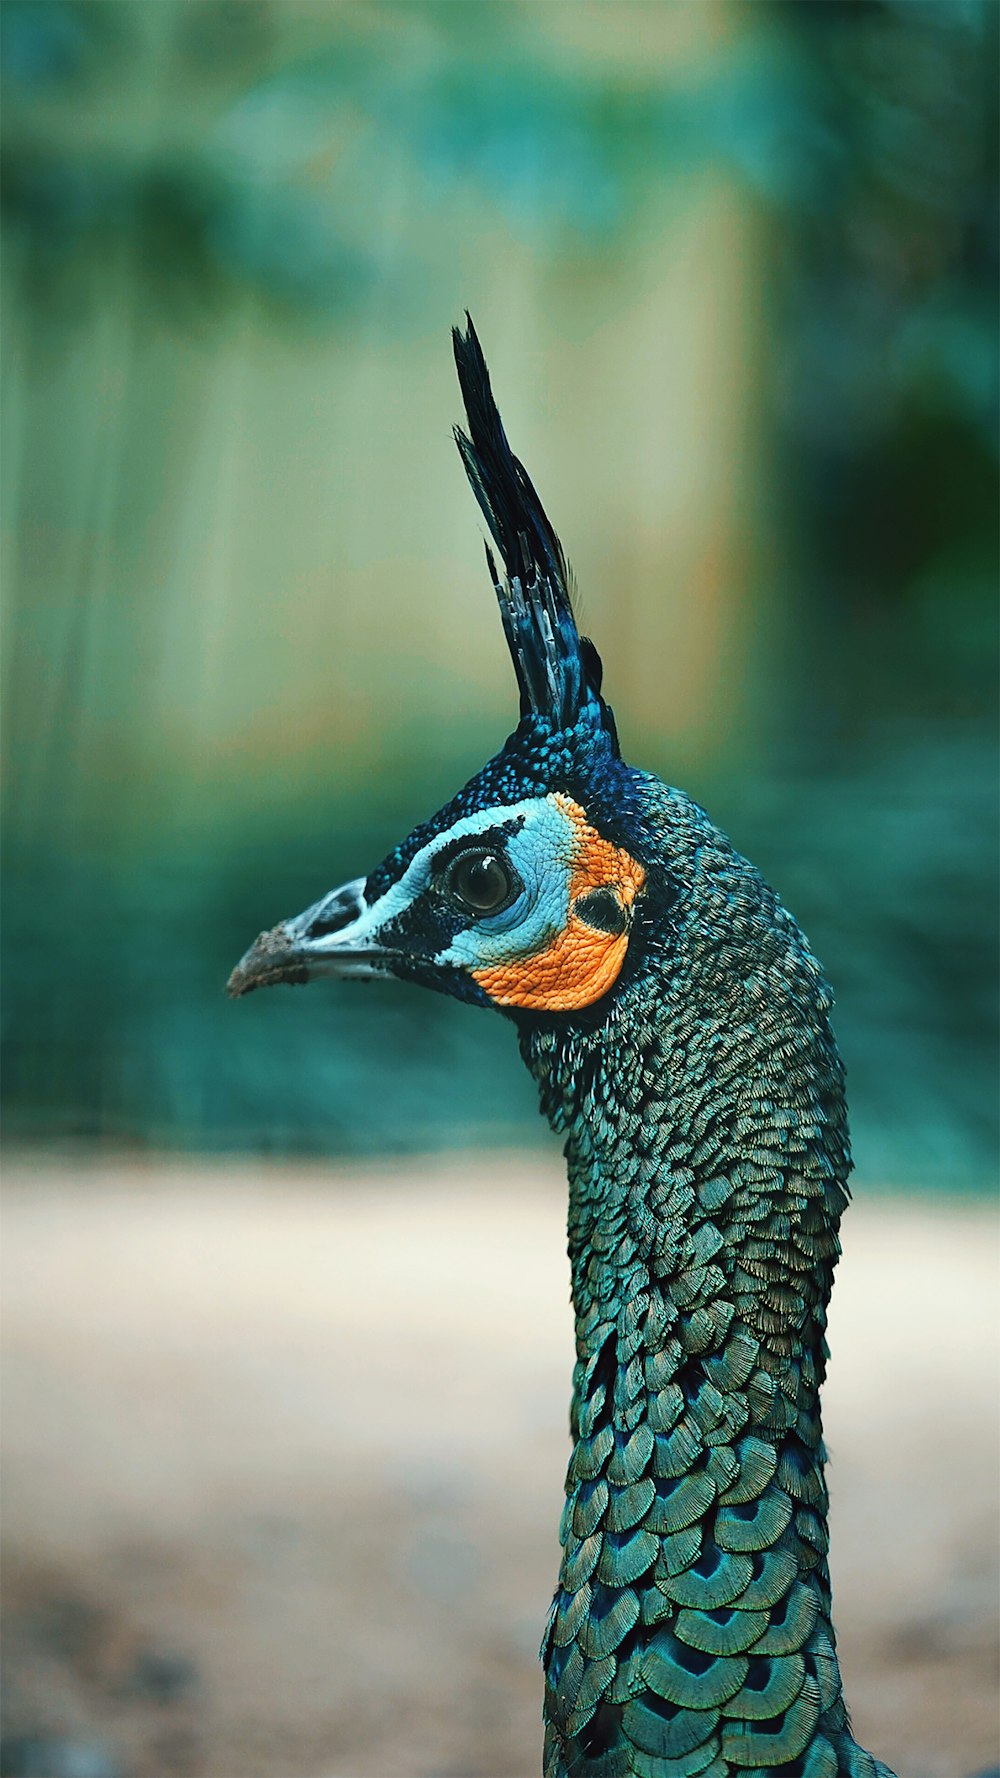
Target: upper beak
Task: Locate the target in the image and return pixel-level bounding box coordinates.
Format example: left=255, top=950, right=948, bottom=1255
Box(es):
left=226, top=877, right=390, bottom=997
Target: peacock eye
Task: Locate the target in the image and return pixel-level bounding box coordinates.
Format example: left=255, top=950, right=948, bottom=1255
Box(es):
left=443, top=849, right=517, bottom=916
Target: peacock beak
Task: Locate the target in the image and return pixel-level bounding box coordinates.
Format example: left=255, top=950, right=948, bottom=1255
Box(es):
left=226, top=877, right=390, bottom=996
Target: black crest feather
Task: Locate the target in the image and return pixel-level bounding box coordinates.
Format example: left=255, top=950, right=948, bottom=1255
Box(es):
left=452, top=315, right=615, bottom=746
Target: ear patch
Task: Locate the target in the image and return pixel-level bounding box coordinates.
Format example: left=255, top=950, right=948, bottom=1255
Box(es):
left=472, top=794, right=645, bottom=1012
left=575, top=886, right=628, bottom=936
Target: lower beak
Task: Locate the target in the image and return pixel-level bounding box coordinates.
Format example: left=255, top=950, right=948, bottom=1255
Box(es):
left=226, top=877, right=389, bottom=997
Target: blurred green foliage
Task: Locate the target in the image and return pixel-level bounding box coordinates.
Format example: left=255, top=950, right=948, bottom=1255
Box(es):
left=2, top=0, right=996, bottom=1188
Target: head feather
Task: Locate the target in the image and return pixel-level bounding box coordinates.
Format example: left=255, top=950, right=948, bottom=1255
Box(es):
left=452, top=315, right=616, bottom=748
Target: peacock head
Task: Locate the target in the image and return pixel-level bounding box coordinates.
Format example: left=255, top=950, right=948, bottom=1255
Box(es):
left=228, top=318, right=668, bottom=1024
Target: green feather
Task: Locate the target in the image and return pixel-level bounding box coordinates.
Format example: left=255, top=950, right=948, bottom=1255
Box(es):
left=564, top=1651, right=617, bottom=1736
left=695, top=1177, right=734, bottom=1213
left=702, top=1392, right=750, bottom=1446
left=595, top=1528, right=658, bottom=1587
left=798, top=1736, right=839, bottom=1778
left=630, top=1739, right=721, bottom=1778
left=704, top=1445, right=740, bottom=1494
left=648, top=1383, right=685, bottom=1434
left=562, top=1531, right=602, bottom=1591
left=606, top=1477, right=655, bottom=1532
left=679, top=1306, right=717, bottom=1354
left=731, top=1546, right=799, bottom=1610
left=674, top=1605, right=768, bottom=1656
left=660, top=1523, right=703, bottom=1577
left=744, top=1367, right=777, bottom=1421
left=578, top=1585, right=641, bottom=1660
left=717, top=1436, right=778, bottom=1506
left=573, top=1478, right=609, bottom=1540
left=608, top=1642, right=643, bottom=1703
left=622, top=1693, right=720, bottom=1758
left=652, top=1420, right=704, bottom=1479
left=704, top=1328, right=759, bottom=1392
left=642, top=1628, right=749, bottom=1709
left=796, top=1504, right=829, bottom=1556
left=806, top=1622, right=841, bottom=1710
left=571, top=1425, right=614, bottom=1482
left=661, top=1547, right=753, bottom=1611
left=686, top=1378, right=727, bottom=1435
left=715, top=1488, right=794, bottom=1552
left=607, top=1423, right=655, bottom=1485
left=720, top=1673, right=821, bottom=1764
left=640, top=1580, right=676, bottom=1626
left=777, top=1441, right=828, bottom=1506
left=551, top=1583, right=592, bottom=1648
left=750, top=1579, right=819, bottom=1654
left=647, top=1472, right=716, bottom=1535
left=722, top=1650, right=807, bottom=1717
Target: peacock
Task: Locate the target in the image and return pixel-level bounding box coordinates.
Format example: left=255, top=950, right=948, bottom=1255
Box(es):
left=229, top=318, right=896, bottom=1778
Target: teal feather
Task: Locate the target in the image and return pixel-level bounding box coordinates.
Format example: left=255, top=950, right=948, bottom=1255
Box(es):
left=731, top=1547, right=800, bottom=1611
left=805, top=1625, right=841, bottom=1711
left=572, top=1426, right=615, bottom=1482
left=703, top=1445, right=740, bottom=1493
left=714, top=1488, right=794, bottom=1552
left=651, top=1421, right=703, bottom=1479
left=646, top=1473, right=715, bottom=1535
left=574, top=1479, right=610, bottom=1539
left=565, top=1652, right=618, bottom=1735
left=552, top=1583, right=592, bottom=1648
left=795, top=1506, right=829, bottom=1556
left=562, top=1531, right=602, bottom=1591
left=642, top=1630, right=749, bottom=1710
left=607, top=1478, right=656, bottom=1533
left=722, top=1651, right=807, bottom=1718
left=777, top=1441, right=828, bottom=1507
left=720, top=1675, right=821, bottom=1765
left=621, top=1695, right=719, bottom=1758
left=704, top=1329, right=759, bottom=1393
left=750, top=1581, right=820, bottom=1654
left=660, top=1548, right=754, bottom=1611
left=674, top=1606, right=768, bottom=1657
left=596, top=1529, right=659, bottom=1588
left=580, top=1585, right=642, bottom=1660
left=630, top=1743, right=721, bottom=1778
left=798, top=1740, right=840, bottom=1778
left=639, top=1583, right=675, bottom=1627
left=678, top=1306, right=717, bottom=1354
left=717, top=1437, right=778, bottom=1505
left=573, top=1747, right=633, bottom=1778
left=608, top=1425, right=655, bottom=1485
left=686, top=1379, right=728, bottom=1435
left=659, top=1524, right=702, bottom=1577
left=702, top=1393, right=750, bottom=1448
left=695, top=1177, right=734, bottom=1214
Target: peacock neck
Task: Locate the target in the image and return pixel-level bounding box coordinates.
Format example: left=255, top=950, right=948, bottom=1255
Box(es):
left=518, top=809, right=891, bottom=1776
left=521, top=927, right=850, bottom=1437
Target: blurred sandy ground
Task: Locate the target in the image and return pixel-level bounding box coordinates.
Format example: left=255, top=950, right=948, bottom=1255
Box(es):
left=2, top=1155, right=997, bottom=1778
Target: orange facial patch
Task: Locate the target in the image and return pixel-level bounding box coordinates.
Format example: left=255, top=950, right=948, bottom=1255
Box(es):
left=472, top=795, right=645, bottom=1011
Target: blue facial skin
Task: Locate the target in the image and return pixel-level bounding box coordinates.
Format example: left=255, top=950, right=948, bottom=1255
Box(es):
left=357, top=712, right=678, bottom=1018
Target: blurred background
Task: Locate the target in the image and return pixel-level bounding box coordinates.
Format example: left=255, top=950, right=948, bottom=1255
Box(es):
left=2, top=4, right=997, bottom=1777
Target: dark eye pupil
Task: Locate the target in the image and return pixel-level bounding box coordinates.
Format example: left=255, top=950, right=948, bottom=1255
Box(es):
left=450, top=852, right=510, bottom=913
